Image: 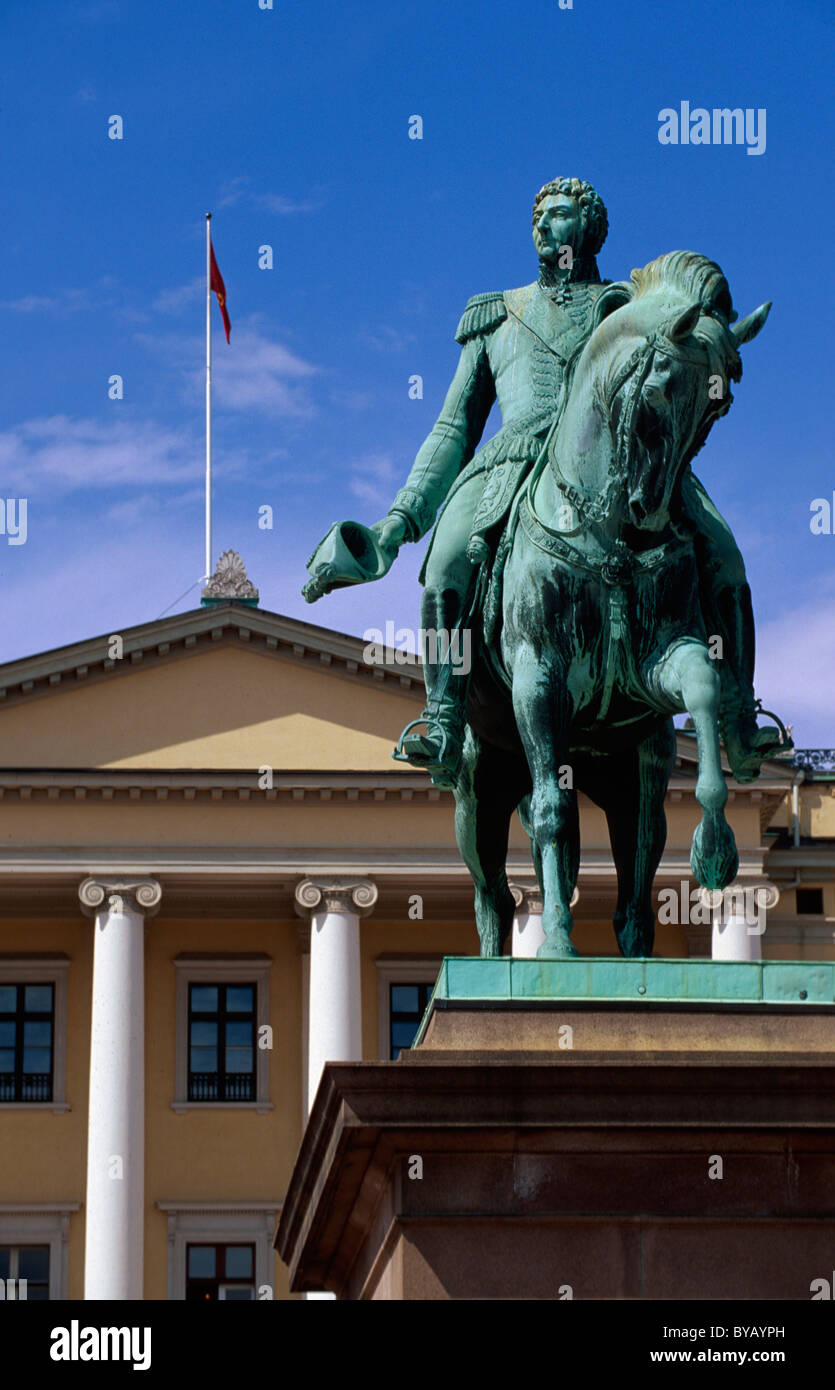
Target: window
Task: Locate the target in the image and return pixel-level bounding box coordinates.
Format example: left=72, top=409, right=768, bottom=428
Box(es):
left=796, top=888, right=824, bottom=916
left=0, top=1245, right=50, bottom=1299
left=0, top=1208, right=78, bottom=1298
left=157, top=1204, right=280, bottom=1300
left=188, top=983, right=255, bottom=1101
left=172, top=957, right=273, bottom=1112
left=185, top=1243, right=255, bottom=1301
left=375, top=958, right=442, bottom=1060
left=0, top=983, right=54, bottom=1102
left=0, top=959, right=69, bottom=1111
left=389, top=982, right=434, bottom=1060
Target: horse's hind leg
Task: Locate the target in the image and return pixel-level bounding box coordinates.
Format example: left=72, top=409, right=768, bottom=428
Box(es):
left=511, top=647, right=578, bottom=958
left=583, top=726, right=676, bottom=957
left=454, top=732, right=528, bottom=956
left=655, top=643, right=738, bottom=890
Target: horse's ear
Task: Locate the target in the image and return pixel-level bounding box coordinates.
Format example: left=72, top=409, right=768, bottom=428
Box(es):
left=592, top=281, right=632, bottom=328
left=732, top=301, right=771, bottom=346
left=666, top=302, right=701, bottom=341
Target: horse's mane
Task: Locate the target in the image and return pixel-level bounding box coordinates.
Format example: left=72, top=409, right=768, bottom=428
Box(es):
left=629, top=250, right=742, bottom=385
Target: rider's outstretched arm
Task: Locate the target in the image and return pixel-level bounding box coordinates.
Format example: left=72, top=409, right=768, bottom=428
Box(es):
left=388, top=336, right=497, bottom=543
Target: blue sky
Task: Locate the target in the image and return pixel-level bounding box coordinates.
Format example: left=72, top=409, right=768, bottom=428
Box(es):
left=1, top=0, right=833, bottom=742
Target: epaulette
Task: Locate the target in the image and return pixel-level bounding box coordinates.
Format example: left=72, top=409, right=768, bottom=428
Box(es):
left=454, top=291, right=507, bottom=344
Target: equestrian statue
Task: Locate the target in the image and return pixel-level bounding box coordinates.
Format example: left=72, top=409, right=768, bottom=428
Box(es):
left=303, top=178, right=791, bottom=958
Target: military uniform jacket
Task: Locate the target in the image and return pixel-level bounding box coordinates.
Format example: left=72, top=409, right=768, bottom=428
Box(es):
left=390, top=279, right=612, bottom=541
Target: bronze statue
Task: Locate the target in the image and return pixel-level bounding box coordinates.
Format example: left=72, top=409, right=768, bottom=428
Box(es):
left=304, top=181, right=791, bottom=956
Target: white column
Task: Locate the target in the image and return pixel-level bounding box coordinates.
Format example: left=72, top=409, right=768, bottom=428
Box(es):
left=79, top=877, right=161, bottom=1300
left=510, top=883, right=545, bottom=957
left=709, top=883, right=777, bottom=961
left=510, top=882, right=579, bottom=956
left=294, top=879, right=377, bottom=1110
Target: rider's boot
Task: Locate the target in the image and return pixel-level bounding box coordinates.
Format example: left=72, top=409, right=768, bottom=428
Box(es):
left=713, top=583, right=791, bottom=782
left=395, top=586, right=472, bottom=789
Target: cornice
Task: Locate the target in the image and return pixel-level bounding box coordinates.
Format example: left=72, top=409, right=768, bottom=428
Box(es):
left=0, top=604, right=422, bottom=709
left=0, top=767, right=784, bottom=808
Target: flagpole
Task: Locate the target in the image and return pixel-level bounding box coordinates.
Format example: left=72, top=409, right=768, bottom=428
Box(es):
left=205, top=212, right=212, bottom=583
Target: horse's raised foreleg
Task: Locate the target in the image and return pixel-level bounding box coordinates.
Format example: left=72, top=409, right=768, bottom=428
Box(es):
left=454, top=730, right=528, bottom=956
left=655, top=643, right=738, bottom=890
left=511, top=647, right=578, bottom=958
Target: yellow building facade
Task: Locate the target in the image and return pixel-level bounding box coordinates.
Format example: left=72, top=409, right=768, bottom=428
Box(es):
left=0, top=597, right=833, bottom=1299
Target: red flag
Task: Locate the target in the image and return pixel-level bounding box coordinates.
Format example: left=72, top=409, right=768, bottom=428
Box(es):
left=210, top=240, right=231, bottom=343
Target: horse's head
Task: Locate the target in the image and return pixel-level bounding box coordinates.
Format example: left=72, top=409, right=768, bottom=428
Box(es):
left=579, top=251, right=769, bottom=532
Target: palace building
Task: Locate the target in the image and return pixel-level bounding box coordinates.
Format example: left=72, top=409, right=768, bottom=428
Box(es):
left=1, top=562, right=833, bottom=1299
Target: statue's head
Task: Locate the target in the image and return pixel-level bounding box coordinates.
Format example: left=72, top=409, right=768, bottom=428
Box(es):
left=531, top=178, right=608, bottom=266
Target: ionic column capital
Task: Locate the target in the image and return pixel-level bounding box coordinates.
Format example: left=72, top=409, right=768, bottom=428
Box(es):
left=79, top=876, right=162, bottom=919
left=509, top=882, right=544, bottom=915
left=294, top=878, right=378, bottom=919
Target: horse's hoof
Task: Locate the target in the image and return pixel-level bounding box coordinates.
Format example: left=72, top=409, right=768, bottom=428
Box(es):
left=690, top=820, right=739, bottom=891
left=536, top=929, right=578, bottom=959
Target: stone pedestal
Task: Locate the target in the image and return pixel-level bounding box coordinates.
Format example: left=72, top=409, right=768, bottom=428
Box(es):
left=276, top=957, right=835, bottom=1300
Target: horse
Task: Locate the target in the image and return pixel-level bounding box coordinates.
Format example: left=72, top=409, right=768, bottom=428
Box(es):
left=453, top=251, right=772, bottom=958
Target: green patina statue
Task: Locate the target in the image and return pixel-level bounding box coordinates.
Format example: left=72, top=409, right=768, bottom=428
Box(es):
left=303, top=179, right=791, bottom=958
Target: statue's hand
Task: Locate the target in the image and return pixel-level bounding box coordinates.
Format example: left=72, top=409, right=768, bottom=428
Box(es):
left=370, top=514, right=408, bottom=558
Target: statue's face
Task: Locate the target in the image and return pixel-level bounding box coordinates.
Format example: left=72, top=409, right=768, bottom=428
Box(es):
left=533, top=193, right=583, bottom=263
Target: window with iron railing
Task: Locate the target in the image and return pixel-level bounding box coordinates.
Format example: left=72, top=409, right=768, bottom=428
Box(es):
left=187, top=982, right=256, bottom=1102
left=0, top=984, right=54, bottom=1103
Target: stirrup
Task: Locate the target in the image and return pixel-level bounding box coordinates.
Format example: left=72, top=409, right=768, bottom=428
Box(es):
left=751, top=700, right=793, bottom=752
left=393, top=715, right=463, bottom=786
left=393, top=717, right=434, bottom=765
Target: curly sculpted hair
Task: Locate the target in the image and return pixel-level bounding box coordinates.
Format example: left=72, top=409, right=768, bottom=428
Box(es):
left=532, top=177, right=609, bottom=257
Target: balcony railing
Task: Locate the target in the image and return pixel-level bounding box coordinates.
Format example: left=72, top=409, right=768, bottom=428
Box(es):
left=0, top=1073, right=52, bottom=1102
left=187, top=1072, right=254, bottom=1102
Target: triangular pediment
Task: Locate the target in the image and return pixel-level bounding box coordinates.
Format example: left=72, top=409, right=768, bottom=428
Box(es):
left=0, top=605, right=423, bottom=771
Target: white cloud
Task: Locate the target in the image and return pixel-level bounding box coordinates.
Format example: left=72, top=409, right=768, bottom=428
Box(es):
left=217, top=176, right=321, bottom=216
left=2, top=279, right=119, bottom=315
left=348, top=453, right=397, bottom=510
left=152, top=278, right=203, bottom=315
left=755, top=588, right=835, bottom=747
left=0, top=414, right=201, bottom=494
left=142, top=322, right=320, bottom=419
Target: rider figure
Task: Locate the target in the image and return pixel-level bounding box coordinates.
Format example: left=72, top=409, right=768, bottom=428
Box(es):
left=368, top=178, right=781, bottom=788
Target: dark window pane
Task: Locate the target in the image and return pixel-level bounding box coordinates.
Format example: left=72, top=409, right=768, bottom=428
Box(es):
left=190, top=986, right=218, bottom=1012
left=190, top=1048, right=217, bottom=1073
left=225, top=1048, right=253, bottom=1073
left=24, top=1021, right=51, bottom=1047
left=224, top=1246, right=253, bottom=1278
left=222, top=1286, right=254, bottom=1300
left=18, top=1247, right=49, bottom=1281
left=0, top=1022, right=15, bottom=1046
left=187, top=1246, right=216, bottom=1278
left=225, top=1021, right=252, bottom=1046
left=0, top=1249, right=9, bottom=1278
left=23, top=1048, right=51, bottom=1073
left=796, top=888, right=824, bottom=915
left=0, top=986, right=16, bottom=1012
left=24, top=985, right=53, bottom=1012
left=392, top=1022, right=418, bottom=1048
left=0, top=1050, right=16, bottom=1073
left=226, top=986, right=254, bottom=1012
left=391, top=984, right=419, bottom=1012
left=190, top=1021, right=217, bottom=1047
left=27, top=1286, right=50, bottom=1300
